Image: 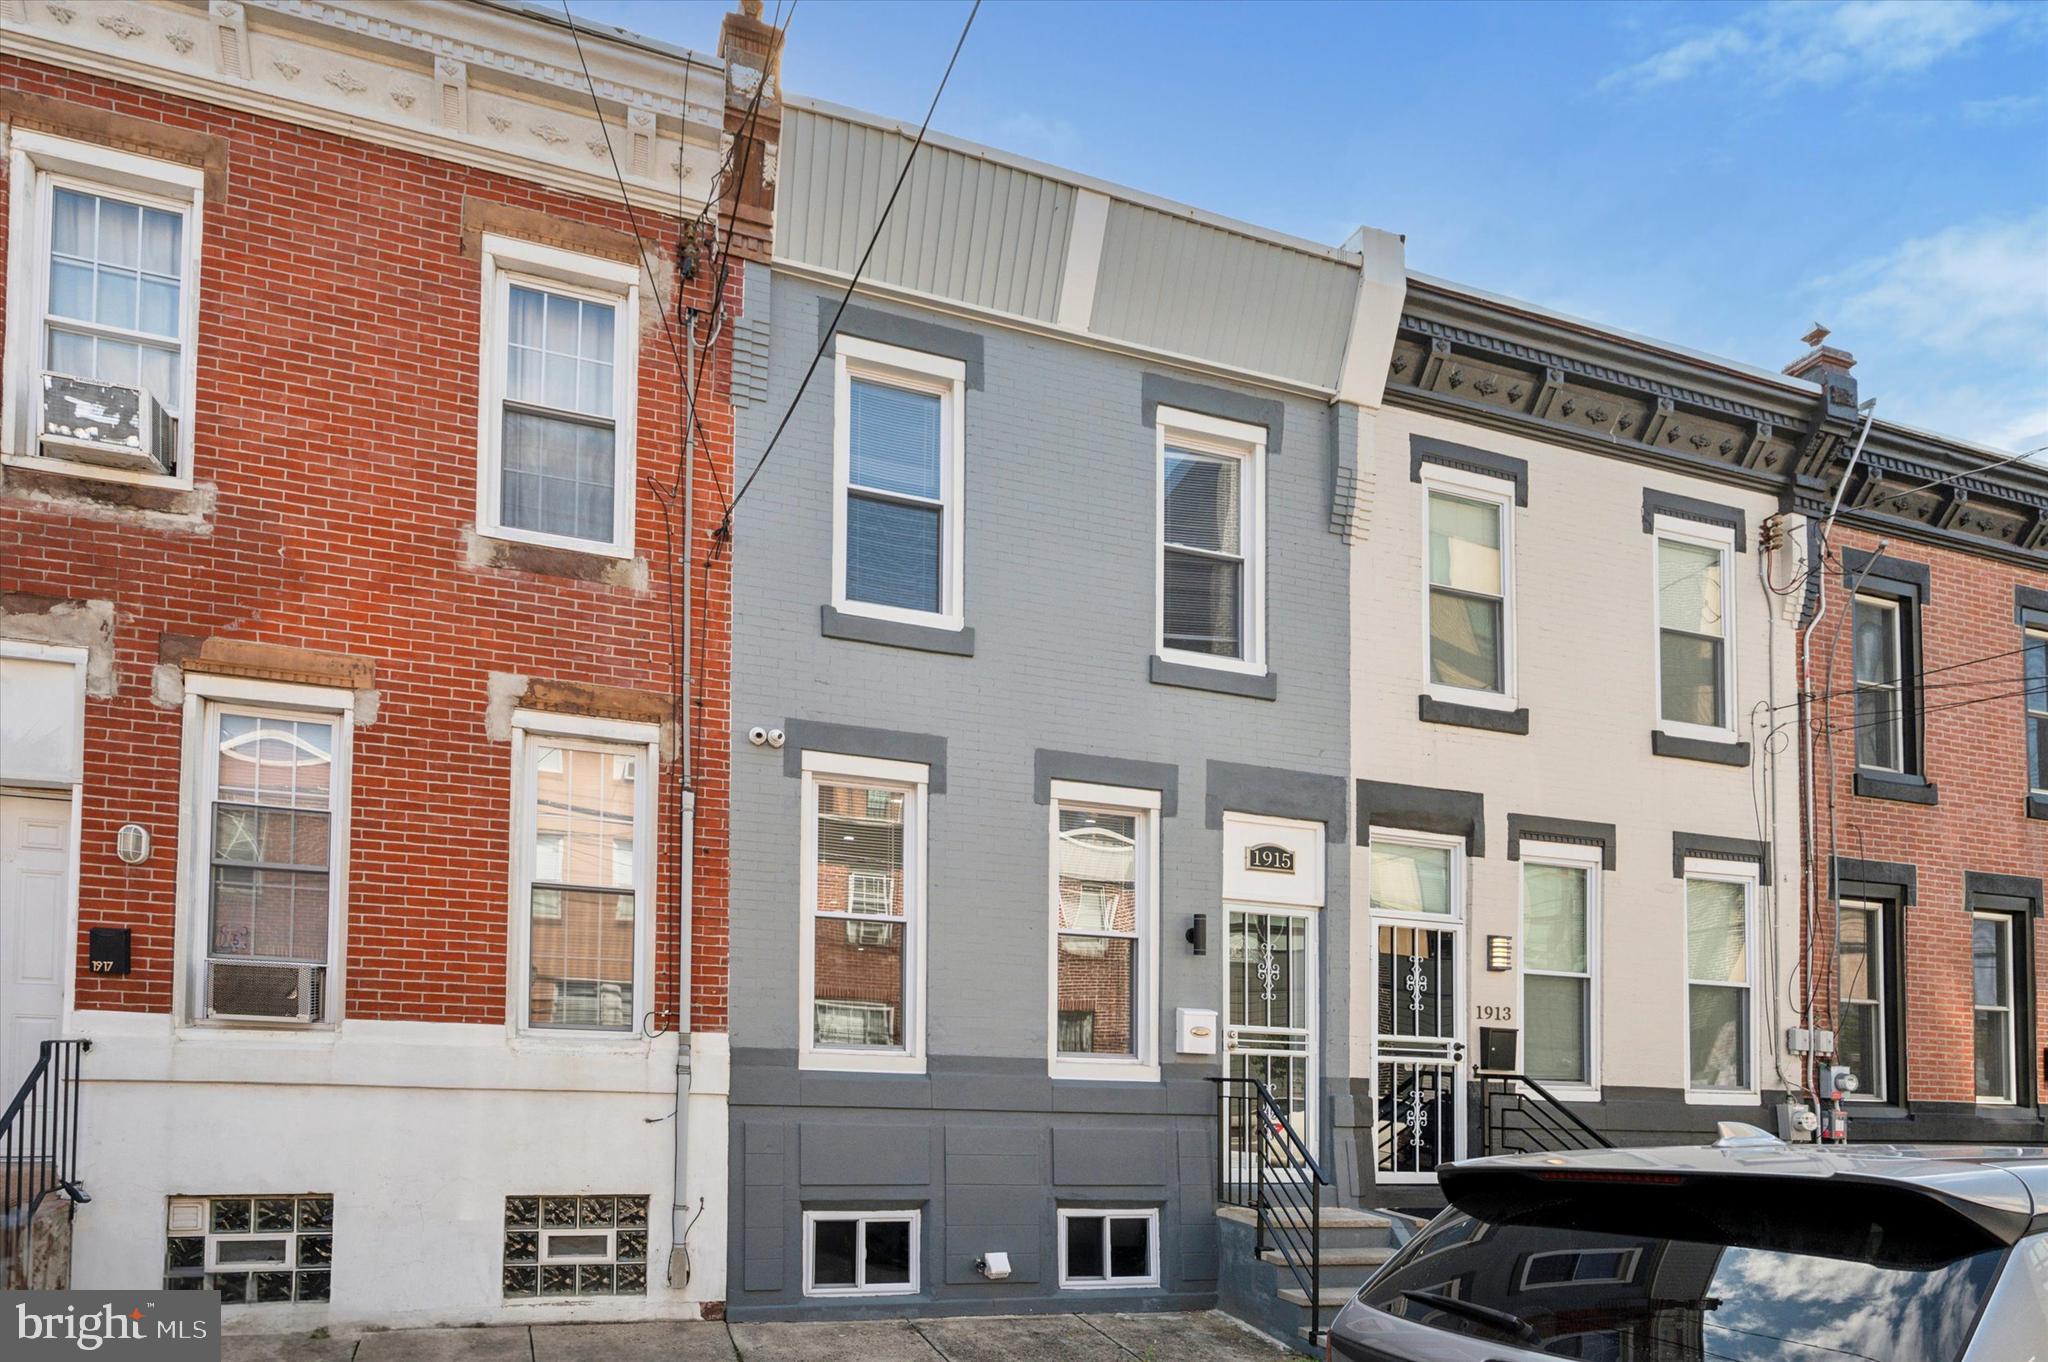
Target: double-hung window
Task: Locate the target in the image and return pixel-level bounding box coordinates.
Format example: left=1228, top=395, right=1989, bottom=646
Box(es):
left=1853, top=596, right=1907, bottom=773
left=2025, top=627, right=2046, bottom=797
left=1521, top=845, right=1599, bottom=1091
left=4, top=131, right=203, bottom=484
left=1049, top=781, right=1160, bottom=1082
left=511, top=713, right=656, bottom=1035
left=1422, top=468, right=1515, bottom=706
left=1654, top=522, right=1735, bottom=739
left=1156, top=407, right=1266, bottom=673
left=1836, top=899, right=1888, bottom=1103
left=1972, top=912, right=2018, bottom=1104
left=831, top=337, right=965, bottom=630
left=478, top=233, right=639, bottom=555
left=185, top=677, right=351, bottom=1026
left=800, top=751, right=928, bottom=1072
left=1683, top=861, right=1755, bottom=1098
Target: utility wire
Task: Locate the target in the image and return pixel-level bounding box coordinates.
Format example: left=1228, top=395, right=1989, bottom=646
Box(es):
left=1860, top=442, right=2048, bottom=511
left=1767, top=639, right=2042, bottom=712
left=1816, top=681, right=2047, bottom=739
left=718, top=0, right=982, bottom=539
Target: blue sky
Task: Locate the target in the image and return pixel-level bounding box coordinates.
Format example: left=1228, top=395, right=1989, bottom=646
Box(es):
left=569, top=0, right=2048, bottom=455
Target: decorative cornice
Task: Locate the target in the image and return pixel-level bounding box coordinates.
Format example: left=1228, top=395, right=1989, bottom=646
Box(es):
left=1387, top=284, right=2048, bottom=568
left=0, top=0, right=724, bottom=216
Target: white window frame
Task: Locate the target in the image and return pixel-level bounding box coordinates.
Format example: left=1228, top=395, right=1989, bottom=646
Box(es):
left=3, top=130, right=205, bottom=489
left=2024, top=628, right=2046, bottom=796
left=1517, top=840, right=1602, bottom=1100
left=799, top=750, right=929, bottom=1074
left=1056, top=1207, right=1160, bottom=1290
left=176, top=674, right=354, bottom=1030
left=1419, top=463, right=1518, bottom=711
left=1972, top=911, right=2018, bottom=1107
left=1836, top=898, right=1887, bottom=1104
left=1681, top=857, right=1759, bottom=1104
left=1366, top=826, right=1467, bottom=923
left=1047, top=780, right=1162, bottom=1083
left=1853, top=594, right=1907, bottom=774
left=475, top=232, right=640, bottom=558
left=1651, top=515, right=1738, bottom=743
left=800, top=1209, right=921, bottom=1298
left=507, top=710, right=659, bottom=1040
left=830, top=335, right=967, bottom=631
left=1154, top=405, right=1268, bottom=676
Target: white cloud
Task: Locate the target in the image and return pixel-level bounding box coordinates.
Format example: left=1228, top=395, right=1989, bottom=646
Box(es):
left=1811, top=210, right=2048, bottom=453
left=1602, top=1, right=2036, bottom=92
left=1962, top=92, right=2047, bottom=122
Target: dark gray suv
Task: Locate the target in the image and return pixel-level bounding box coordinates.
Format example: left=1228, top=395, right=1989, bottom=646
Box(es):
left=1326, top=1132, right=2048, bottom=1361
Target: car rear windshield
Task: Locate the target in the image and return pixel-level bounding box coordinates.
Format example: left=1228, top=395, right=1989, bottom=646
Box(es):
left=1357, top=1209, right=2006, bottom=1362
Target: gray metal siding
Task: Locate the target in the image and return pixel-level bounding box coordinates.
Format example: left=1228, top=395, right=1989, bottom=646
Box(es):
left=726, top=271, right=1354, bottom=1318
left=1090, top=200, right=1356, bottom=389
left=779, top=107, right=1075, bottom=324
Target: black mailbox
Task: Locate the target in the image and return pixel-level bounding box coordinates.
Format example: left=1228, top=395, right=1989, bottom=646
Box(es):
left=88, top=927, right=132, bottom=976
left=1478, top=1027, right=1518, bottom=1074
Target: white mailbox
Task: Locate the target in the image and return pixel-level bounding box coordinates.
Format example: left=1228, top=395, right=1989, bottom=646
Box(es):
left=1176, top=1007, right=1219, bottom=1056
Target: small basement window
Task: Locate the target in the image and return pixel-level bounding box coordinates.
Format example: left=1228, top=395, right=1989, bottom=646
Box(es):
left=164, top=1195, right=332, bottom=1303
left=802, top=1210, right=920, bottom=1297
left=1058, top=1208, right=1159, bottom=1289
left=502, top=1195, right=650, bottom=1298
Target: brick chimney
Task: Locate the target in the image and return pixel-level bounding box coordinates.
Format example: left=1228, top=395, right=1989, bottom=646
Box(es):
left=717, top=0, right=783, bottom=265
left=1785, top=323, right=1861, bottom=423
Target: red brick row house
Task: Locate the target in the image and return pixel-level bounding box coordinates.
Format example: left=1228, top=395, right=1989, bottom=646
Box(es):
left=1785, top=341, right=2048, bottom=1142
left=0, top=0, right=778, bottom=1324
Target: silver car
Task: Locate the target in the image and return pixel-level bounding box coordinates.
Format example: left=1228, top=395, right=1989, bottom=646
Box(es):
left=1326, top=1131, right=2048, bottom=1361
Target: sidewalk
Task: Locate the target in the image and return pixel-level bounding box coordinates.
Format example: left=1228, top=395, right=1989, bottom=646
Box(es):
left=224, top=1311, right=1307, bottom=1362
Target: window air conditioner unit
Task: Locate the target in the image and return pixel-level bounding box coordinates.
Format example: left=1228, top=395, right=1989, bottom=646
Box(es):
left=207, top=961, right=322, bottom=1023
left=39, top=372, right=178, bottom=475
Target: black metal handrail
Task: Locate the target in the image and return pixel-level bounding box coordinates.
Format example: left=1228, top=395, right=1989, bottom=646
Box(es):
left=1478, top=1071, right=1613, bottom=1156
left=1210, top=1075, right=1332, bottom=1344
left=1, top=1039, right=92, bottom=1284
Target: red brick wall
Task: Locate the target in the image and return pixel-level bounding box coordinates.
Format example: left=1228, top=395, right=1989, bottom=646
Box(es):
left=1802, top=524, right=2048, bottom=1106
left=0, top=59, right=734, bottom=1033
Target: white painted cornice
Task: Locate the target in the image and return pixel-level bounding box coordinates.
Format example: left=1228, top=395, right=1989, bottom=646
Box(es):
left=0, top=0, right=725, bottom=215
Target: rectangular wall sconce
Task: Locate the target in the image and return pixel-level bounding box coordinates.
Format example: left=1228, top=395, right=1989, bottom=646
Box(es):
left=1486, top=935, right=1513, bottom=972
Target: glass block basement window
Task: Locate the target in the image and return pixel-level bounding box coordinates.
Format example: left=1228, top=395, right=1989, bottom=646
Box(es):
left=503, top=1195, right=649, bottom=1298
left=164, top=1195, right=332, bottom=1302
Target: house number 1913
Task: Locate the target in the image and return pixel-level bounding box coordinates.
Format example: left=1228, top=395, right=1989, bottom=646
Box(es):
left=1245, top=843, right=1295, bottom=873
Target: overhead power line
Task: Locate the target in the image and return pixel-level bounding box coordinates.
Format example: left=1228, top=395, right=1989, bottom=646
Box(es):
left=718, top=0, right=982, bottom=539
left=1862, top=441, right=2048, bottom=511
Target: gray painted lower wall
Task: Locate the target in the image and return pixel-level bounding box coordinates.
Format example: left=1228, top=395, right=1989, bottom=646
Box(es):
left=727, top=1054, right=1224, bottom=1321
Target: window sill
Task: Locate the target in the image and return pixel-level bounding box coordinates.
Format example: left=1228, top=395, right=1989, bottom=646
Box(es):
left=1418, top=694, right=1528, bottom=734
left=1853, top=771, right=1938, bottom=806
left=1650, top=731, right=1751, bottom=767
left=1149, top=655, right=1276, bottom=700
left=466, top=528, right=648, bottom=588
left=799, top=1049, right=928, bottom=1076
left=820, top=605, right=975, bottom=656
left=1683, top=1090, right=1761, bottom=1107
left=172, top=1021, right=340, bottom=1046
left=2, top=457, right=212, bottom=521
left=1050, top=1059, right=1160, bottom=1084
left=477, top=523, right=634, bottom=561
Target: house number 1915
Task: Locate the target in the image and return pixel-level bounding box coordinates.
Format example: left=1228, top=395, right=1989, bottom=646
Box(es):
left=1245, top=843, right=1295, bottom=873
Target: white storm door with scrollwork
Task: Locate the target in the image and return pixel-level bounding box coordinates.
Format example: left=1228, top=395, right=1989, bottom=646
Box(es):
left=1372, top=923, right=1466, bottom=1183
left=1223, top=907, right=1316, bottom=1184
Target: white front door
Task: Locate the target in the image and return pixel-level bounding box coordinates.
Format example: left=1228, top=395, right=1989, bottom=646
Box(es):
left=1224, top=905, right=1317, bottom=1179
left=1, top=793, right=72, bottom=1102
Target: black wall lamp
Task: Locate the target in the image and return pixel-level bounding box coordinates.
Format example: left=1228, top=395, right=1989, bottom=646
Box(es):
left=1185, top=914, right=1208, bottom=956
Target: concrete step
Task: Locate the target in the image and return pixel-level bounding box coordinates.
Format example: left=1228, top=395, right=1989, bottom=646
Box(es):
left=1259, top=1245, right=1394, bottom=1291
left=1277, top=1285, right=1357, bottom=1309
left=1215, top=1204, right=1391, bottom=1231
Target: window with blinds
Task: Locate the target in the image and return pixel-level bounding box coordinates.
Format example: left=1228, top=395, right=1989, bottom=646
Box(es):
left=1155, top=407, right=1266, bottom=673
left=1656, top=536, right=1729, bottom=730
left=1427, top=491, right=1506, bottom=693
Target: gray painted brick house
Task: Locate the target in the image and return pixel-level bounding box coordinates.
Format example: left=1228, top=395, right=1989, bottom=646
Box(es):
left=724, top=99, right=1404, bottom=1319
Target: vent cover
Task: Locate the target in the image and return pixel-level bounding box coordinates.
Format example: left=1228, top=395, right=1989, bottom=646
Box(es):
left=207, top=962, right=322, bottom=1023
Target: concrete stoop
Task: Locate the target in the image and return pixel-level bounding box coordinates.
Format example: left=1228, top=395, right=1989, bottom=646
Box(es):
left=1, top=1194, right=76, bottom=1291
left=1214, top=1205, right=1395, bottom=1352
